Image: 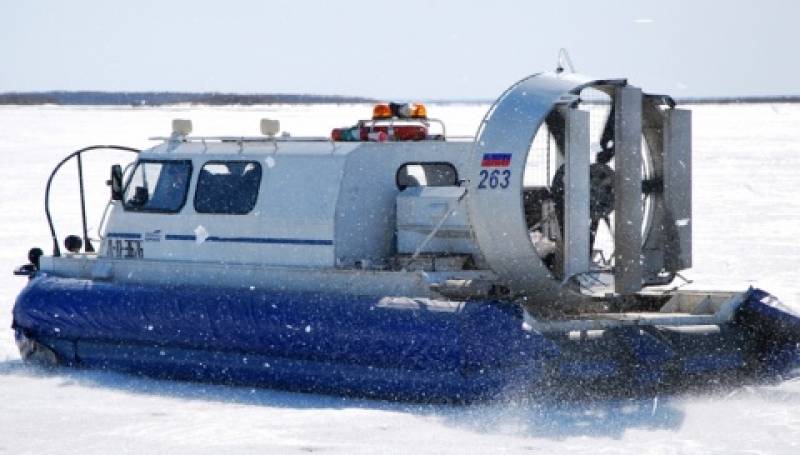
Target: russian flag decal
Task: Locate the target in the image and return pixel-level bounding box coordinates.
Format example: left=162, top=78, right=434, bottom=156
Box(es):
left=481, top=153, right=512, bottom=167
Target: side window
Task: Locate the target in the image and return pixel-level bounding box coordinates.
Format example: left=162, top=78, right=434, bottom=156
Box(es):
left=194, top=161, right=262, bottom=214
left=123, top=160, right=192, bottom=213
left=396, top=162, right=458, bottom=190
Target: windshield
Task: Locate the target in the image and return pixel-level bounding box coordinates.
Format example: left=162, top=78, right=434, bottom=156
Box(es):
left=123, top=160, right=192, bottom=213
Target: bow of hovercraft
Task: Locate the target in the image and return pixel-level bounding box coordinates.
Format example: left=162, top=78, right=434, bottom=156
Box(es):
left=10, top=70, right=800, bottom=401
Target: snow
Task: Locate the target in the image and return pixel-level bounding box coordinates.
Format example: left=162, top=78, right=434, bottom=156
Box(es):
left=1, top=102, right=800, bottom=454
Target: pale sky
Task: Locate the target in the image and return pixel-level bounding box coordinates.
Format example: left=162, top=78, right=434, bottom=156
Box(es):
left=1, top=0, right=797, bottom=99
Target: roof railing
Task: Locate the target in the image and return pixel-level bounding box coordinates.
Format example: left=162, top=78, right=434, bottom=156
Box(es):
left=148, top=135, right=332, bottom=142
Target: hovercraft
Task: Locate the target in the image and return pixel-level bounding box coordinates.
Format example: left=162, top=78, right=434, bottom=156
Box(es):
left=11, top=71, right=800, bottom=402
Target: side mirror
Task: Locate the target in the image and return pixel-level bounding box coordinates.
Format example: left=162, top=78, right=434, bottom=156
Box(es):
left=108, top=164, right=124, bottom=201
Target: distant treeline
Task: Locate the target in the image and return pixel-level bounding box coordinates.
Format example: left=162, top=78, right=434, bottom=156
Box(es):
left=0, top=91, right=376, bottom=106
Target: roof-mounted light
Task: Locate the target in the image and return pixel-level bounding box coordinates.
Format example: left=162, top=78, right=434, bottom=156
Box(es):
left=410, top=103, right=427, bottom=119
left=260, top=118, right=280, bottom=137
left=372, top=102, right=428, bottom=120
left=372, top=104, right=392, bottom=120
left=172, top=119, right=193, bottom=136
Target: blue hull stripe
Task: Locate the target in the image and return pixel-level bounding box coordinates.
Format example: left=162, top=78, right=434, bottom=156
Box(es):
left=106, top=232, right=142, bottom=239
left=166, top=234, right=334, bottom=246
left=108, top=232, right=333, bottom=246
left=207, top=236, right=333, bottom=246
left=163, top=234, right=196, bottom=241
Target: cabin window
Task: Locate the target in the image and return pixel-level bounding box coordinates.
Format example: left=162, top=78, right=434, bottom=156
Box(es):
left=396, top=162, right=458, bottom=190
left=194, top=161, right=262, bottom=214
left=123, top=160, right=192, bottom=213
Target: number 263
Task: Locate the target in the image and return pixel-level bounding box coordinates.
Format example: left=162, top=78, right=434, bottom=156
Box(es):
left=478, top=169, right=511, bottom=189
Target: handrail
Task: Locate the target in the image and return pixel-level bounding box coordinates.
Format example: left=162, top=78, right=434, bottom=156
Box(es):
left=359, top=117, right=447, bottom=139
left=46, top=145, right=140, bottom=257
left=76, top=153, right=93, bottom=252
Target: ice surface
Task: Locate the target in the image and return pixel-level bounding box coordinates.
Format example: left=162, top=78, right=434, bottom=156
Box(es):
left=1, top=102, right=799, bottom=454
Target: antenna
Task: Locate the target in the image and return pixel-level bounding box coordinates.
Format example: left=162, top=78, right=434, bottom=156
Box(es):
left=556, top=48, right=576, bottom=74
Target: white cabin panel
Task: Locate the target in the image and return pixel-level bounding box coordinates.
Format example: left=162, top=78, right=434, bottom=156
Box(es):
left=397, top=186, right=475, bottom=254
left=334, top=141, right=470, bottom=266
left=101, top=141, right=356, bottom=268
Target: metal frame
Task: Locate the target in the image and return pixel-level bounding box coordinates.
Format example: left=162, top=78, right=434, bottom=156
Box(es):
left=523, top=291, right=744, bottom=333
left=45, top=145, right=140, bottom=257
left=613, top=86, right=644, bottom=294
left=561, top=107, right=591, bottom=280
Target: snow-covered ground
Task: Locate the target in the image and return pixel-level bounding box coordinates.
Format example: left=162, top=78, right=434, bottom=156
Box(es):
left=1, top=102, right=799, bottom=454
